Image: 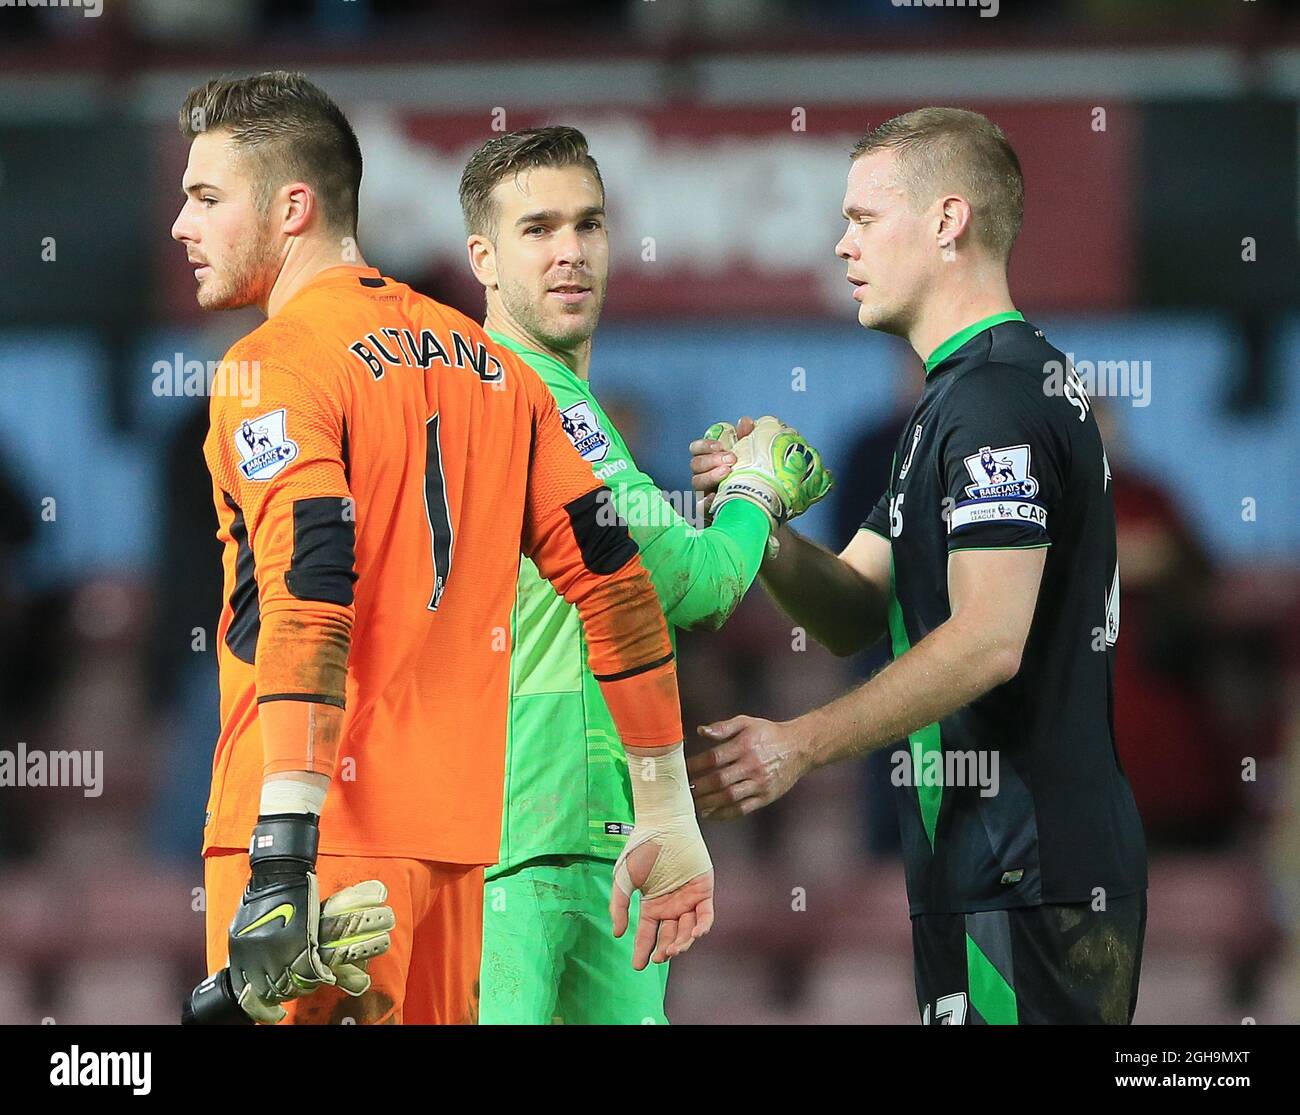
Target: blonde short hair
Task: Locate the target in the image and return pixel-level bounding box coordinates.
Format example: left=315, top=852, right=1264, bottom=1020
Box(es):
left=851, top=107, right=1024, bottom=261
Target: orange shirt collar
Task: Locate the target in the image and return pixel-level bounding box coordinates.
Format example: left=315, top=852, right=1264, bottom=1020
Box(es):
left=274, top=264, right=385, bottom=316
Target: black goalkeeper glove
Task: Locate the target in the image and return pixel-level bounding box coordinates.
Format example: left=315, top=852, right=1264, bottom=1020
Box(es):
left=227, top=813, right=335, bottom=1024
left=186, top=877, right=396, bottom=1026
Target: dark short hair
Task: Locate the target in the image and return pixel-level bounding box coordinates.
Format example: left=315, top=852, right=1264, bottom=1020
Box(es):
left=178, top=71, right=362, bottom=234
left=851, top=107, right=1024, bottom=261
left=458, top=126, right=604, bottom=238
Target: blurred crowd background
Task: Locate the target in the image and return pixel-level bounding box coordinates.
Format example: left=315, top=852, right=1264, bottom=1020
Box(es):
left=1, top=0, right=1297, bottom=1024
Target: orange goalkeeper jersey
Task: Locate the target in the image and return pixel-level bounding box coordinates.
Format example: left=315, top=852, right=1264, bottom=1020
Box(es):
left=202, top=265, right=680, bottom=863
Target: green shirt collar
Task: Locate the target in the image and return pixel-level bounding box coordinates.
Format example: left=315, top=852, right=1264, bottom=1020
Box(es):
left=923, top=310, right=1025, bottom=376
left=487, top=329, right=582, bottom=385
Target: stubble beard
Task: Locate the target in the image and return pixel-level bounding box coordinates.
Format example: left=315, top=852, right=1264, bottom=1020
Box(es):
left=197, top=220, right=280, bottom=312
left=498, top=271, right=604, bottom=354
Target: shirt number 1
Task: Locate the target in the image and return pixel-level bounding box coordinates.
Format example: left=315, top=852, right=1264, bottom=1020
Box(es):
left=423, top=413, right=455, bottom=610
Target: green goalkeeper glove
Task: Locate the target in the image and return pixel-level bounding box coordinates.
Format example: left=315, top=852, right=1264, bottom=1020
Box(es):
left=707, top=416, right=833, bottom=531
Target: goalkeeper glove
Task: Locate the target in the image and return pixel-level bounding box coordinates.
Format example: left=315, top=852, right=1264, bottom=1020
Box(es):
left=317, top=879, right=395, bottom=996
left=185, top=878, right=395, bottom=1025
left=227, top=813, right=334, bottom=1025
left=707, top=416, right=833, bottom=531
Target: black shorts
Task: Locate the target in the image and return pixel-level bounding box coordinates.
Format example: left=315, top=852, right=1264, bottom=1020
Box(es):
left=911, top=890, right=1146, bottom=1024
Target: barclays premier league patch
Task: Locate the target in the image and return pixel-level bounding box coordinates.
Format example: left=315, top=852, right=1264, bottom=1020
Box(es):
left=962, top=444, right=1039, bottom=500
left=235, top=408, right=299, bottom=481
left=560, top=400, right=610, bottom=463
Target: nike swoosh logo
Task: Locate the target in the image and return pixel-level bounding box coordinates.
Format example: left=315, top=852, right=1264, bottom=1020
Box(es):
left=237, top=903, right=295, bottom=935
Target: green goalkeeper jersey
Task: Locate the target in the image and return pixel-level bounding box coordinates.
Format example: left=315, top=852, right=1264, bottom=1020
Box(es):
left=488, top=333, right=770, bottom=879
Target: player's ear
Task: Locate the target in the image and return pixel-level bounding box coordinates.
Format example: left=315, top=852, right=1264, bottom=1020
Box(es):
left=466, top=234, right=497, bottom=290
left=280, top=181, right=315, bottom=237
left=937, top=194, right=971, bottom=252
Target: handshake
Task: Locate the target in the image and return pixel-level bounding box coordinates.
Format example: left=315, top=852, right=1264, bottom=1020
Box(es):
left=690, top=415, right=833, bottom=541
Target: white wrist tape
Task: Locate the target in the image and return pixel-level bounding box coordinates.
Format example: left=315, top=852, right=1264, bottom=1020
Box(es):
left=617, top=743, right=712, bottom=900
left=260, top=778, right=328, bottom=817
left=711, top=477, right=783, bottom=529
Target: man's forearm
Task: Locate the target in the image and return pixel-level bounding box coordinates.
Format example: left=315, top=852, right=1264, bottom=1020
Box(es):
left=256, top=693, right=346, bottom=781
left=632, top=494, right=769, bottom=632
left=758, top=526, right=888, bottom=656
left=791, top=612, right=1019, bottom=768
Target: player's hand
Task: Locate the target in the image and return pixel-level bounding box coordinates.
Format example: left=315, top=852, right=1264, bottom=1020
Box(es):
left=317, top=880, right=396, bottom=996
left=611, top=838, right=715, bottom=970
left=689, top=416, right=756, bottom=516
left=228, top=815, right=335, bottom=1024
left=689, top=716, right=813, bottom=819
left=709, top=416, right=833, bottom=528
left=612, top=743, right=716, bottom=970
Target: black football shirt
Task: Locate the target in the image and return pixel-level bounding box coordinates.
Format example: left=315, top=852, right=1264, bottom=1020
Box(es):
left=861, top=312, right=1148, bottom=915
